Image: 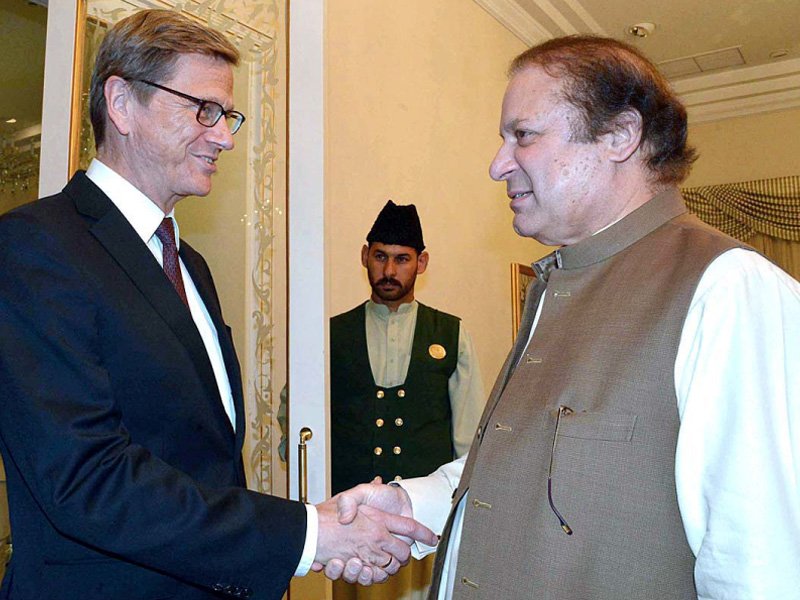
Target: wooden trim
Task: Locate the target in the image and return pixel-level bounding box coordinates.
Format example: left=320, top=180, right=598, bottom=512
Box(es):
left=510, top=262, right=535, bottom=342
left=68, top=0, right=87, bottom=177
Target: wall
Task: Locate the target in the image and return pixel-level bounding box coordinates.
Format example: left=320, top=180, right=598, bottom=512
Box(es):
left=325, top=0, right=547, bottom=386
left=685, top=107, right=800, bottom=187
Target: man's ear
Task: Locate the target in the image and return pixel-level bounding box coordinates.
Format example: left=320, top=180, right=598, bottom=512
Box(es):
left=416, top=250, right=429, bottom=275
left=603, top=109, right=643, bottom=164
left=104, top=75, right=136, bottom=137
left=361, top=244, right=370, bottom=268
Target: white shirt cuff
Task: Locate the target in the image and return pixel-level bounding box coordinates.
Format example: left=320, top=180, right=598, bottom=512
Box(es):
left=294, top=503, right=318, bottom=576
left=398, top=477, right=453, bottom=559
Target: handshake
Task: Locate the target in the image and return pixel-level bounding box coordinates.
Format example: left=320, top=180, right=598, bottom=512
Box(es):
left=311, top=478, right=438, bottom=585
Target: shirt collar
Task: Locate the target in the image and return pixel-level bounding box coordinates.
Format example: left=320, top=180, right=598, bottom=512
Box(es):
left=85, top=158, right=179, bottom=248
left=366, top=299, right=417, bottom=320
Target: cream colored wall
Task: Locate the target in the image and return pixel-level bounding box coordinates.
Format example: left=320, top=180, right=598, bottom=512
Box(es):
left=685, top=107, right=800, bottom=187
left=177, top=68, right=250, bottom=356
left=325, top=0, right=548, bottom=386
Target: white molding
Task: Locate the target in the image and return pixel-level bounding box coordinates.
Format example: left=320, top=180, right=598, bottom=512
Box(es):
left=39, top=0, right=78, bottom=197
left=532, top=0, right=577, bottom=34
left=476, top=0, right=800, bottom=124
left=671, top=56, right=800, bottom=92
left=287, top=0, right=328, bottom=505
left=673, top=57, right=800, bottom=123
left=561, top=0, right=607, bottom=35
left=472, top=0, right=552, bottom=46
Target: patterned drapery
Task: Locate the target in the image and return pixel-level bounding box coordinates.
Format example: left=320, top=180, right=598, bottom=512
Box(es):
left=682, top=175, right=800, bottom=242
left=682, top=175, right=800, bottom=281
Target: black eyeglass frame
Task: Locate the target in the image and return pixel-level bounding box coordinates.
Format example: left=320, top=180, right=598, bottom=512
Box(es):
left=134, top=79, right=246, bottom=134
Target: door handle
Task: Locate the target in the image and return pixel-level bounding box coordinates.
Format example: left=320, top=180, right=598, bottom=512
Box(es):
left=298, top=427, right=313, bottom=503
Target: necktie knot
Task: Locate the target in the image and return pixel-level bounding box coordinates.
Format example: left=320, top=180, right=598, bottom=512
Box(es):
left=155, top=218, right=178, bottom=249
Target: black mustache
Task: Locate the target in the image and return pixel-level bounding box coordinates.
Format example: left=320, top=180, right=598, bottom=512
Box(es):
left=376, top=278, right=401, bottom=287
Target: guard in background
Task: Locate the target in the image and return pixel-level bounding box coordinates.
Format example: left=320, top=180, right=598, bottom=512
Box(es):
left=331, top=201, right=485, bottom=495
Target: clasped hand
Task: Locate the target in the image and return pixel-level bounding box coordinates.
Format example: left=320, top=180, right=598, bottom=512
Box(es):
left=312, top=478, right=436, bottom=585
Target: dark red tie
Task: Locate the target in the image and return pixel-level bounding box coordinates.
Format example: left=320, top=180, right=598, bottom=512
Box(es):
left=155, top=218, right=188, bottom=306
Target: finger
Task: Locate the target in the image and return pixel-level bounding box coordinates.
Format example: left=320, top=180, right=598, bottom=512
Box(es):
left=377, top=510, right=438, bottom=547
left=358, top=504, right=432, bottom=547
left=341, top=558, right=364, bottom=584
left=379, top=536, right=411, bottom=566
left=381, top=556, right=401, bottom=577
left=311, top=561, right=324, bottom=572
left=370, top=476, right=383, bottom=484
left=372, top=566, right=390, bottom=584
left=324, top=559, right=346, bottom=581
left=357, top=565, right=375, bottom=586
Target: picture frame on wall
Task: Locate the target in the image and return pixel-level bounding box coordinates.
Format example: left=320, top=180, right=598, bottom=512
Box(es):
left=510, top=262, right=535, bottom=342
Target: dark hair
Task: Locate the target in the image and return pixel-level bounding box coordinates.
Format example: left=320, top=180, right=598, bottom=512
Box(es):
left=510, top=35, right=696, bottom=184
left=89, top=9, right=240, bottom=149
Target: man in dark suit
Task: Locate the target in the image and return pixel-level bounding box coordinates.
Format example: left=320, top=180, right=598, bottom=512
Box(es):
left=0, top=10, right=434, bottom=600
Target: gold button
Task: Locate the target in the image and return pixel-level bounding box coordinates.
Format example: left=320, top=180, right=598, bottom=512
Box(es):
left=429, top=344, right=447, bottom=360
left=393, top=475, right=402, bottom=482
left=375, top=418, right=384, bottom=427
left=397, top=389, right=406, bottom=398
left=393, top=446, right=401, bottom=455
left=374, top=447, right=383, bottom=455
left=394, top=418, right=404, bottom=427
left=376, top=390, right=385, bottom=399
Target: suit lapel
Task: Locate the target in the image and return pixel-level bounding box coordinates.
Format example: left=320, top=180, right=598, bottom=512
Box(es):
left=66, top=173, right=231, bottom=436
left=181, top=246, right=245, bottom=447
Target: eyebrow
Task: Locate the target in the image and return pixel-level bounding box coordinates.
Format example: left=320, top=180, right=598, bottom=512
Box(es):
left=500, top=117, right=535, bottom=135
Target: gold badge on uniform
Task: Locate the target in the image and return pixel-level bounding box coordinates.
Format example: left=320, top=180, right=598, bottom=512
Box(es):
left=428, top=344, right=446, bottom=360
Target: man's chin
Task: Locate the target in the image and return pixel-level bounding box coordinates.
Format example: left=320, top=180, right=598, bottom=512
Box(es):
left=373, top=288, right=405, bottom=302
left=512, top=217, right=546, bottom=242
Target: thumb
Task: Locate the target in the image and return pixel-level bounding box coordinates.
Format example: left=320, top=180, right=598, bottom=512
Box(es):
left=336, top=489, right=362, bottom=524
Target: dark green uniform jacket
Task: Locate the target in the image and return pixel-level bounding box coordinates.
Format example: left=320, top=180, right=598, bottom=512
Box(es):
left=330, top=302, right=459, bottom=494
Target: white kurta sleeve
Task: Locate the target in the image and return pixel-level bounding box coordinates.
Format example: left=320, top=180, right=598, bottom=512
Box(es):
left=399, top=455, right=466, bottom=558
left=674, top=248, right=800, bottom=599
left=448, top=325, right=486, bottom=457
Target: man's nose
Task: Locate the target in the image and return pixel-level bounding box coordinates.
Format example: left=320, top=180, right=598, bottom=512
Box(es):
left=489, top=142, right=515, bottom=181
left=209, top=117, right=235, bottom=151
left=383, top=259, right=397, bottom=276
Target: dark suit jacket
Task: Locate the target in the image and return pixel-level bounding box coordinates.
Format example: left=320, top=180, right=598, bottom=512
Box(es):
left=0, top=172, right=306, bottom=600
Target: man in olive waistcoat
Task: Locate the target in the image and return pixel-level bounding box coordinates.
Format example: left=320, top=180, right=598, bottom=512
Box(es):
left=328, top=36, right=800, bottom=599
left=330, top=201, right=484, bottom=496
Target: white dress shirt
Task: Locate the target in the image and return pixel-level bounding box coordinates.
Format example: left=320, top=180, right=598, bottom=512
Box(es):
left=86, top=159, right=236, bottom=427
left=403, top=248, right=800, bottom=599
left=85, top=159, right=318, bottom=576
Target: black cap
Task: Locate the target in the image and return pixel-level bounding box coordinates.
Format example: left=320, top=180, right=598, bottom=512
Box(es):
left=366, top=200, right=425, bottom=252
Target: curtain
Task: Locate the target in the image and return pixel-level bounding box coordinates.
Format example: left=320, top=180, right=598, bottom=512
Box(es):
left=682, top=175, right=800, bottom=280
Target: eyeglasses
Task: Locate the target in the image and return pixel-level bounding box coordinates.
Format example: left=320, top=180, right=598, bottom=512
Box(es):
left=134, top=79, right=246, bottom=135
left=548, top=405, right=574, bottom=535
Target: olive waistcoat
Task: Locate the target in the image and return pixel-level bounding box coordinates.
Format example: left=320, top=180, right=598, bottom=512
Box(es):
left=431, top=190, right=746, bottom=600
left=331, top=302, right=459, bottom=494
